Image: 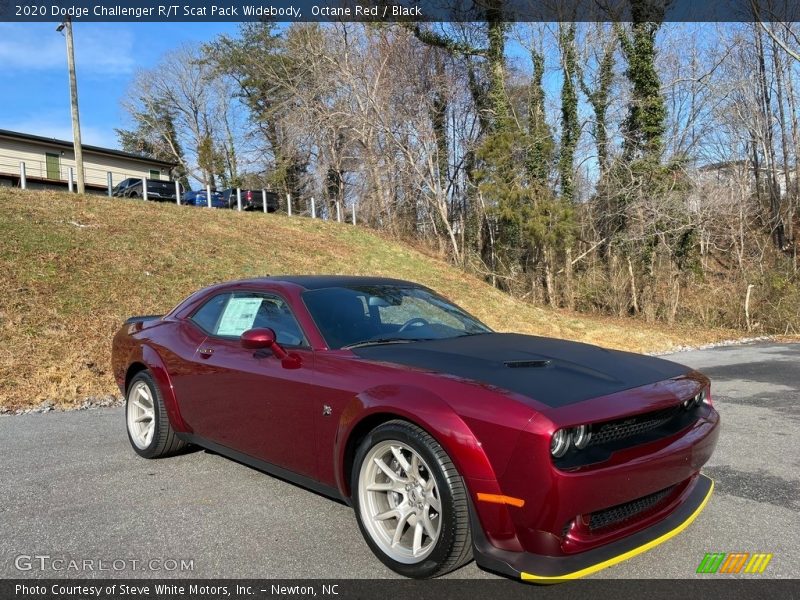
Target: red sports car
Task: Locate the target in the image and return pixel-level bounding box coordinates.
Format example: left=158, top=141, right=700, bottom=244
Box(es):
left=111, top=276, right=719, bottom=580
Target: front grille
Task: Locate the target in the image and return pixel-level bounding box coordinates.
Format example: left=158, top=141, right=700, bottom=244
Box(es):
left=588, top=405, right=683, bottom=447
left=588, top=485, right=675, bottom=531
left=553, top=397, right=705, bottom=470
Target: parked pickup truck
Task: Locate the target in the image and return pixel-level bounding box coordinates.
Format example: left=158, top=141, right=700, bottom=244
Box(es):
left=112, top=178, right=180, bottom=202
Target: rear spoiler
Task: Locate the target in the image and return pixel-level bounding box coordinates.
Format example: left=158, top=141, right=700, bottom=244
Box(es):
left=124, top=314, right=163, bottom=325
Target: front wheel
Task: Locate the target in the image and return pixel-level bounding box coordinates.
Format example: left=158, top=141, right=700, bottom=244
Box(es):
left=352, top=420, right=472, bottom=578
left=125, top=371, right=186, bottom=458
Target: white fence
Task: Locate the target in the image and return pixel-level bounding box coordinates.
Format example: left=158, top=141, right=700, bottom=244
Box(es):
left=3, top=157, right=358, bottom=222
left=0, top=155, right=150, bottom=193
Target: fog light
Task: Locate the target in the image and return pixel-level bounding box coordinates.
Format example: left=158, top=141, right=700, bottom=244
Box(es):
left=573, top=425, right=592, bottom=449
left=551, top=429, right=571, bottom=458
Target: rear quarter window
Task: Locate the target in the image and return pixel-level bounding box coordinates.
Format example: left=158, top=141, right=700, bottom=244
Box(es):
left=190, top=294, right=229, bottom=333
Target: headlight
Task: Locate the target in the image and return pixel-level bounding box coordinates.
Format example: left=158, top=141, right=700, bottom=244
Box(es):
left=573, top=425, right=592, bottom=449
left=684, top=389, right=707, bottom=409
left=550, top=429, right=571, bottom=458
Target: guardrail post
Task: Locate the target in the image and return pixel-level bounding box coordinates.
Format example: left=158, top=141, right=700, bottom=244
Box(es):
left=311, top=197, right=316, bottom=219
left=175, top=180, right=181, bottom=205
left=106, top=172, right=113, bottom=197
left=287, top=193, right=292, bottom=216
left=237, top=188, right=242, bottom=211
left=206, top=184, right=212, bottom=208
left=262, top=189, right=267, bottom=213
left=352, top=203, right=357, bottom=225
left=336, top=201, right=341, bottom=223
left=68, top=167, right=74, bottom=192
left=142, top=177, right=148, bottom=201
left=19, top=162, right=26, bottom=189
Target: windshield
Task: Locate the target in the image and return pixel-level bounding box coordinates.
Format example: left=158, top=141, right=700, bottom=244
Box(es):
left=302, top=285, right=492, bottom=349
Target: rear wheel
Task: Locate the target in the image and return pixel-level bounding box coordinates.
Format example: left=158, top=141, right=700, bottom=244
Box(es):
left=352, top=420, right=472, bottom=578
left=125, top=371, right=186, bottom=458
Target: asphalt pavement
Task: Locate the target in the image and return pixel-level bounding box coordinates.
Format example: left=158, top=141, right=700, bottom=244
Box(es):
left=1, top=342, right=797, bottom=579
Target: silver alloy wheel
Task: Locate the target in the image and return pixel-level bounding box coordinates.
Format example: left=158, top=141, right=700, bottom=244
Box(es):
left=127, top=381, right=156, bottom=450
left=358, top=440, right=442, bottom=564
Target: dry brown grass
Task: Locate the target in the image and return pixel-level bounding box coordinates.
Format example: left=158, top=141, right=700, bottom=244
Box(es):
left=0, top=188, right=742, bottom=410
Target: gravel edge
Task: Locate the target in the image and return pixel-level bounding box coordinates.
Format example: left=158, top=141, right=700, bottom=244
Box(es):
left=1, top=394, right=123, bottom=416
left=647, top=335, right=775, bottom=356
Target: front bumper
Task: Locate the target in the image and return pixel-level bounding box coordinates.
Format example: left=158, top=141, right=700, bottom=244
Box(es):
left=471, top=473, right=714, bottom=581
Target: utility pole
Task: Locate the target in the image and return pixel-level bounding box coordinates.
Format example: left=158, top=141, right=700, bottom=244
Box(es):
left=58, top=19, right=85, bottom=194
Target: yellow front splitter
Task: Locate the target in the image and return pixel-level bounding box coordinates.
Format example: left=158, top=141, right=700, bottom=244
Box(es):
left=520, top=476, right=714, bottom=582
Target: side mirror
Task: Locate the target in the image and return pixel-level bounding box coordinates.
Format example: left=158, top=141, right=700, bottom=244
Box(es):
left=240, top=328, right=276, bottom=350
left=241, top=328, right=294, bottom=363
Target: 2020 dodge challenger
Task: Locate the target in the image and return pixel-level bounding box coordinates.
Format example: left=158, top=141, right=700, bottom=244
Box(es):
left=111, top=276, right=719, bottom=580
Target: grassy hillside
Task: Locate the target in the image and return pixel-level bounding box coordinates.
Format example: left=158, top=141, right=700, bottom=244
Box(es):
left=0, top=188, right=742, bottom=410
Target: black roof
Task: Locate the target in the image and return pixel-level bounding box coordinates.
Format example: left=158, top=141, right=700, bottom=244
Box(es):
left=0, top=129, right=177, bottom=168
left=264, top=275, right=423, bottom=290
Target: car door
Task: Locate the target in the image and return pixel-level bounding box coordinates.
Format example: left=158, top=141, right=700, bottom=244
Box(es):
left=112, top=179, right=130, bottom=197
left=176, top=291, right=318, bottom=478
left=126, top=179, right=142, bottom=197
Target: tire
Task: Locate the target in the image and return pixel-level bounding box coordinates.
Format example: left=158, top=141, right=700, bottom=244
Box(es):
left=352, top=420, right=472, bottom=578
left=125, top=371, right=186, bottom=459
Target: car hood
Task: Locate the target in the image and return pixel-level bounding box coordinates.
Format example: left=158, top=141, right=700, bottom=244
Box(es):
left=350, top=333, right=690, bottom=408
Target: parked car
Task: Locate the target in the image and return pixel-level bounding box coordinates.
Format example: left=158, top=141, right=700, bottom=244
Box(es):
left=220, top=188, right=279, bottom=212
left=112, top=178, right=179, bottom=202
left=181, top=189, right=226, bottom=208
left=112, top=276, right=719, bottom=580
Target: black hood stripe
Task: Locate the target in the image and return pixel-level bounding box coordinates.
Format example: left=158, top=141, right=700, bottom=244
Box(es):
left=351, top=333, right=690, bottom=408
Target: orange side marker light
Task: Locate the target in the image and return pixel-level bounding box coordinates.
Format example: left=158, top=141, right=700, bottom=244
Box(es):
left=476, top=493, right=525, bottom=508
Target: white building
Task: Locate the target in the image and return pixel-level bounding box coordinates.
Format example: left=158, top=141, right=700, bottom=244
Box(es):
left=0, top=129, right=176, bottom=194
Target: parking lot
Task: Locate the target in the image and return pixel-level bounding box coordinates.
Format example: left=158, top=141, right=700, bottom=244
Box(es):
left=1, top=342, right=797, bottom=579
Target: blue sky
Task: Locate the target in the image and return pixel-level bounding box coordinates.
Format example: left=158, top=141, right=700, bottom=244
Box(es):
left=0, top=22, right=240, bottom=149
left=0, top=22, right=541, bottom=153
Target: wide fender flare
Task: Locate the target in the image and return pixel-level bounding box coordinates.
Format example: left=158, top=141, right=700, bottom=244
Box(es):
left=334, top=384, right=499, bottom=496
left=139, top=344, right=191, bottom=433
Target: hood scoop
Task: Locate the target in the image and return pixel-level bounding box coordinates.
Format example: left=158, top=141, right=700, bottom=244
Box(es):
left=504, top=359, right=551, bottom=369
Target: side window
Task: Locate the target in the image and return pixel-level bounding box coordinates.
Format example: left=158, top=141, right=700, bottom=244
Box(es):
left=190, top=292, right=306, bottom=347
left=249, top=295, right=306, bottom=346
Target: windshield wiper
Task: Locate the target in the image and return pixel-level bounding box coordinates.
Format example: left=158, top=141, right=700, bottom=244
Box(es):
left=343, top=337, right=432, bottom=349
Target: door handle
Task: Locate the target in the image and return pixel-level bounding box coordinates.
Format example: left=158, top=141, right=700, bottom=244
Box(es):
left=198, top=347, right=215, bottom=358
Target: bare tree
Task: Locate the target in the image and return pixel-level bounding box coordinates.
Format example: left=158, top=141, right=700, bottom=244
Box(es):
left=122, top=45, right=244, bottom=188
